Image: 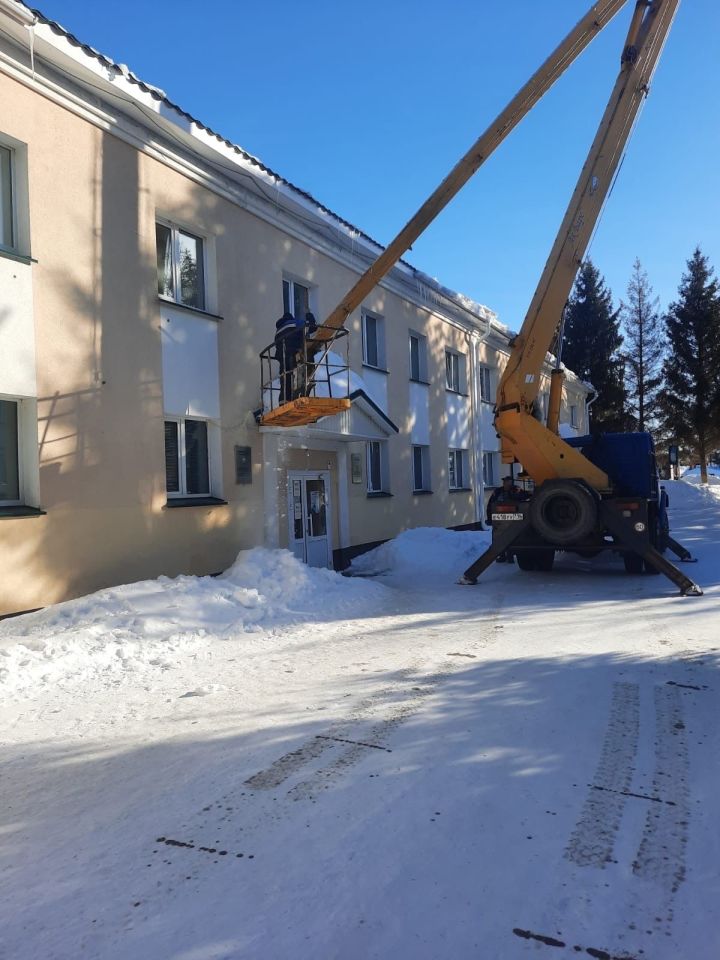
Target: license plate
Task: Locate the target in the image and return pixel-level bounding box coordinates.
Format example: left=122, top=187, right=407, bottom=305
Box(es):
left=492, top=513, right=523, bottom=521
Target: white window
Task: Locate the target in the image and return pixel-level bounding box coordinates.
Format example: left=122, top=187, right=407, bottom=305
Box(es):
left=362, top=311, right=386, bottom=369
left=283, top=278, right=311, bottom=321
left=482, top=451, right=496, bottom=487
left=409, top=331, right=428, bottom=382
left=156, top=221, right=206, bottom=310
left=445, top=350, right=466, bottom=393
left=0, top=145, right=14, bottom=251
left=479, top=366, right=493, bottom=403
left=412, top=445, right=431, bottom=492
left=366, top=440, right=389, bottom=493
left=164, top=418, right=211, bottom=497
left=448, top=449, right=469, bottom=490
left=0, top=398, right=20, bottom=504
left=570, top=404, right=578, bottom=428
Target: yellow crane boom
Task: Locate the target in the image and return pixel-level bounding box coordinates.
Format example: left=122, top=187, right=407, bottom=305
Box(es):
left=313, top=0, right=632, bottom=343
left=496, top=0, right=680, bottom=489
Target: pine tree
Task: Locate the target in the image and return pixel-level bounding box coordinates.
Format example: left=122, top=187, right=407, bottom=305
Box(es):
left=620, top=259, right=664, bottom=433
left=661, top=248, right=720, bottom=483
left=562, top=260, right=627, bottom=432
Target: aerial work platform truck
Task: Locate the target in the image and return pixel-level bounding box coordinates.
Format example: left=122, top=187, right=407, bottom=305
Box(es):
left=259, top=0, right=702, bottom=596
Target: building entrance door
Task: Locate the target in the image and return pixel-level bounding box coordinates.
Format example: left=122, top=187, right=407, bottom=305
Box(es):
left=287, top=471, right=332, bottom=568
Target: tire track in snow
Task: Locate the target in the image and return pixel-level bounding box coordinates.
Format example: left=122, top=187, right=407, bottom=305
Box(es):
left=565, top=682, right=640, bottom=868
left=631, top=683, right=690, bottom=935
left=243, top=666, right=426, bottom=790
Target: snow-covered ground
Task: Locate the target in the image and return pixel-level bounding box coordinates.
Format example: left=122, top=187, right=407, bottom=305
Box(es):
left=2, top=481, right=719, bottom=959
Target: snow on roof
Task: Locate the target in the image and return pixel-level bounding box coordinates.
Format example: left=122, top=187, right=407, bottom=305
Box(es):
left=9, top=1, right=500, bottom=330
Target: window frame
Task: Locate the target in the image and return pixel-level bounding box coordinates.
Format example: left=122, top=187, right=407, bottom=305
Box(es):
left=409, top=330, right=429, bottom=383
left=366, top=439, right=389, bottom=494
left=479, top=366, right=493, bottom=403
left=156, top=219, right=207, bottom=311
left=570, top=404, right=578, bottom=428
left=362, top=310, right=387, bottom=371
left=164, top=416, right=212, bottom=498
left=448, top=448, right=470, bottom=491
left=482, top=451, right=496, bottom=488
left=412, top=444, right=431, bottom=493
left=445, top=349, right=466, bottom=394
left=282, top=277, right=312, bottom=322
left=0, top=396, right=22, bottom=506
left=0, top=143, right=16, bottom=254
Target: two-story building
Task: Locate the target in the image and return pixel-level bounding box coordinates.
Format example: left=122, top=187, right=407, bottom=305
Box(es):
left=0, top=0, right=591, bottom=615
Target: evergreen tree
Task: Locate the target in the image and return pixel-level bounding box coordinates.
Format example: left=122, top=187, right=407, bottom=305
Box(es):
left=562, top=259, right=627, bottom=432
left=661, top=248, right=720, bottom=483
left=620, top=259, right=664, bottom=432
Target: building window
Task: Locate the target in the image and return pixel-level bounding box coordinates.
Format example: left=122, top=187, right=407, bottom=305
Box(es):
left=482, top=451, right=496, bottom=488
left=412, top=445, right=431, bottom=492
left=448, top=448, right=469, bottom=490
left=445, top=350, right=466, bottom=393
left=362, top=311, right=386, bottom=369
left=283, top=278, right=310, bottom=320
left=165, top=418, right=210, bottom=496
left=156, top=221, right=206, bottom=310
left=479, top=366, right=493, bottom=403
left=0, top=398, right=20, bottom=503
left=409, top=331, right=428, bottom=382
left=0, top=145, right=14, bottom=251
left=366, top=440, right=389, bottom=493
left=570, top=404, right=578, bottom=428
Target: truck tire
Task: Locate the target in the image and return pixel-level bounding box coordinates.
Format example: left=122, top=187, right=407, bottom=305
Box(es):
left=530, top=480, right=598, bottom=546
left=515, top=551, right=537, bottom=571
left=623, top=552, right=644, bottom=575
left=535, top=549, right=555, bottom=572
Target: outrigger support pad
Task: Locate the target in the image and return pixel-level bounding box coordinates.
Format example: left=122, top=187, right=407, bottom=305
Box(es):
left=458, top=508, right=531, bottom=585
left=666, top=535, right=697, bottom=563
left=599, top=504, right=703, bottom=597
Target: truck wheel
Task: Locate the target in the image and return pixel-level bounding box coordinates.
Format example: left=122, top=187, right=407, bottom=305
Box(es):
left=623, top=552, right=644, bottom=575
left=530, top=480, right=598, bottom=546
left=535, top=549, right=555, bottom=572
left=515, top=551, right=537, bottom=571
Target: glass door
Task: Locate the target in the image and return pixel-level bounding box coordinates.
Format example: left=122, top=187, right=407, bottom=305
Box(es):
left=287, top=472, right=331, bottom=568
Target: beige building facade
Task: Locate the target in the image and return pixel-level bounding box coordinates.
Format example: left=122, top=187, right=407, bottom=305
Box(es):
left=0, top=1, right=591, bottom=615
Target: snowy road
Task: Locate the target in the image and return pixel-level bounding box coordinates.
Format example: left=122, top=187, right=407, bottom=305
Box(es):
left=2, top=481, right=719, bottom=959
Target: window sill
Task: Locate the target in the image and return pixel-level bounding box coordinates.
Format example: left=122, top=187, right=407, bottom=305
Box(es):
left=362, top=363, right=389, bottom=375
left=366, top=491, right=393, bottom=499
left=449, top=487, right=473, bottom=493
left=164, top=497, right=228, bottom=508
left=412, top=489, right=433, bottom=496
left=0, top=247, right=35, bottom=266
left=445, top=388, right=470, bottom=398
left=0, top=505, right=46, bottom=519
left=410, top=377, right=430, bottom=386
left=158, top=298, right=223, bottom=322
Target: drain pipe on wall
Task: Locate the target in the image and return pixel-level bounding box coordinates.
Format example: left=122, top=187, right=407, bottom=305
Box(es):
left=467, top=316, right=492, bottom=529
left=584, top=386, right=598, bottom=433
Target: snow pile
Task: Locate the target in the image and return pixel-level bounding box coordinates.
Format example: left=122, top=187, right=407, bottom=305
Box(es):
left=681, top=464, right=720, bottom=482
left=680, top=466, right=720, bottom=502
left=0, top=548, right=387, bottom=697
left=349, top=526, right=491, bottom=578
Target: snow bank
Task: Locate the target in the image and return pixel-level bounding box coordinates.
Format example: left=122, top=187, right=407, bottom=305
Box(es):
left=681, top=465, right=720, bottom=482
left=349, top=526, right=491, bottom=578
left=0, top=548, right=387, bottom=697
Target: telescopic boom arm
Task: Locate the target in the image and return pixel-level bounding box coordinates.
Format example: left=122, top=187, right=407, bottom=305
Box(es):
left=495, top=0, right=680, bottom=489
left=313, top=0, right=632, bottom=343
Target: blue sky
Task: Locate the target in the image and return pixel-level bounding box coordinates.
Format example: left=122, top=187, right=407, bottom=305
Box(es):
left=34, top=0, right=719, bottom=330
